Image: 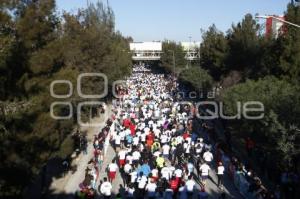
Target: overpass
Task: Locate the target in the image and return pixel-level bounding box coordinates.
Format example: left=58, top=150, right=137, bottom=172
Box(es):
left=129, top=41, right=200, bottom=61
left=130, top=42, right=162, bottom=61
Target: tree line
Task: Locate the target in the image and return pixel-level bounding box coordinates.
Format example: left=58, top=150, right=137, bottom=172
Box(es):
left=0, top=0, right=131, bottom=197
left=161, top=3, right=300, bottom=186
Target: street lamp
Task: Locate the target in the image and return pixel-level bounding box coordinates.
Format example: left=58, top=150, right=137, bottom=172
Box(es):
left=255, top=15, right=300, bottom=29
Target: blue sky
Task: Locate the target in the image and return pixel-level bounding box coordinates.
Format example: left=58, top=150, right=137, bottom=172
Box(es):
left=56, top=0, right=290, bottom=42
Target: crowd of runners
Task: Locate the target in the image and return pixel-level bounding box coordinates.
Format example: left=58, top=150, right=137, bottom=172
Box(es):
left=76, top=65, right=286, bottom=199
left=97, top=65, right=227, bottom=199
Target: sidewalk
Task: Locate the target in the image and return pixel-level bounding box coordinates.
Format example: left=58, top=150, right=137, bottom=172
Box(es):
left=49, top=106, right=112, bottom=197
left=97, top=141, right=124, bottom=196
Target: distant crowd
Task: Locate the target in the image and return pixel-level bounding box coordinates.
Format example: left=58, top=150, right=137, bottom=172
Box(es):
left=75, top=65, right=297, bottom=199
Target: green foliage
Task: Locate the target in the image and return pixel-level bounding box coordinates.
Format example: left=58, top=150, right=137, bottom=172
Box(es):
left=161, top=40, right=186, bottom=74
left=222, top=77, right=300, bottom=168
left=0, top=7, right=26, bottom=100
left=226, top=14, right=261, bottom=76
left=253, top=36, right=283, bottom=78
left=29, top=39, right=64, bottom=75
left=0, top=35, right=15, bottom=99
left=0, top=0, right=132, bottom=198
left=200, top=7, right=300, bottom=84
left=277, top=4, right=300, bottom=83
left=200, top=6, right=300, bottom=171
left=179, top=67, right=213, bottom=92
left=16, top=0, right=59, bottom=50
left=200, top=25, right=228, bottom=80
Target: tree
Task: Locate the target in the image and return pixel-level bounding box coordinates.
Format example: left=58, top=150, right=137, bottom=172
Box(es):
left=16, top=0, right=59, bottom=51
left=277, top=3, right=300, bottom=83
left=221, top=77, right=300, bottom=168
left=255, top=36, right=283, bottom=79
left=179, top=67, right=213, bottom=93
left=226, top=14, right=260, bottom=78
left=0, top=1, right=132, bottom=198
left=161, top=40, right=186, bottom=74
left=200, top=24, right=229, bottom=81
left=0, top=3, right=27, bottom=100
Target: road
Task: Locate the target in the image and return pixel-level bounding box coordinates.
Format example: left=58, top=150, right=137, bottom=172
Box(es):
left=48, top=69, right=243, bottom=199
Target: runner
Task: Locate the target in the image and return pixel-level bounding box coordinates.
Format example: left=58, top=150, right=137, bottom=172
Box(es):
left=107, top=160, right=118, bottom=183
left=99, top=177, right=112, bottom=199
